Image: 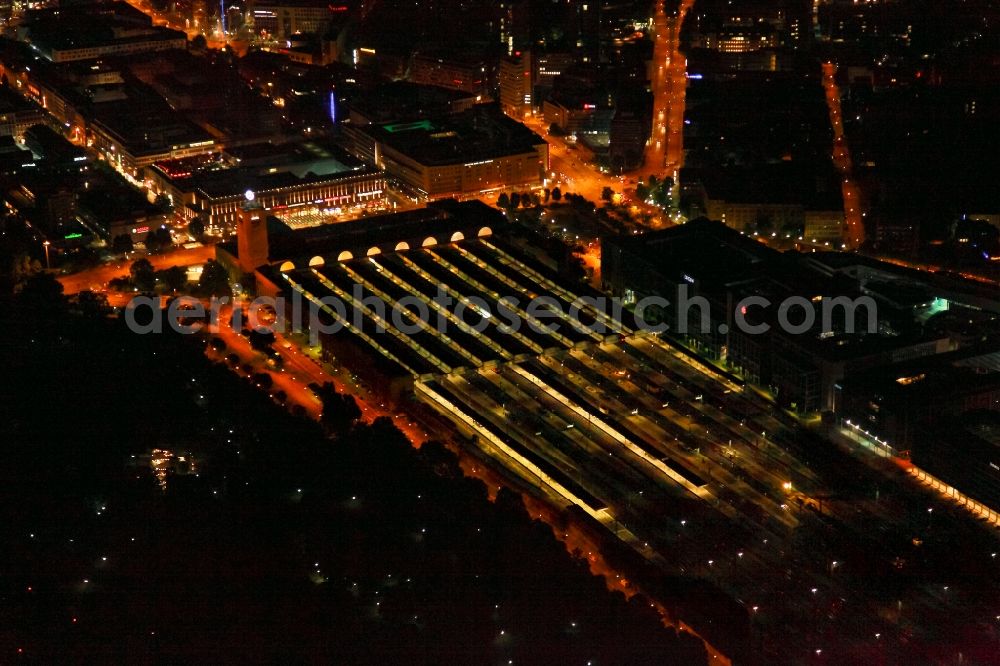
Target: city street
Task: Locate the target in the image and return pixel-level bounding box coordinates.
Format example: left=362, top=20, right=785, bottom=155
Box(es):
left=208, top=301, right=430, bottom=445
left=521, top=115, right=624, bottom=204
left=646, top=0, right=695, bottom=180
left=57, top=244, right=216, bottom=296
left=822, top=62, right=865, bottom=249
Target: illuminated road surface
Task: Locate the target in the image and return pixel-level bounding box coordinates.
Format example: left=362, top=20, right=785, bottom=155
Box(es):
left=822, top=62, right=865, bottom=249
left=58, top=244, right=216, bottom=296
left=210, top=303, right=429, bottom=445
left=646, top=0, right=695, bottom=180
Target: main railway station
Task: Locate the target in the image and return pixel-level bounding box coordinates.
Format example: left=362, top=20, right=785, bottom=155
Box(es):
left=218, top=197, right=796, bottom=560
left=218, top=197, right=998, bottom=662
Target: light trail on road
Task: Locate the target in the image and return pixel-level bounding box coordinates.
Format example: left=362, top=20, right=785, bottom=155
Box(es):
left=646, top=0, right=696, bottom=179
left=822, top=62, right=865, bottom=249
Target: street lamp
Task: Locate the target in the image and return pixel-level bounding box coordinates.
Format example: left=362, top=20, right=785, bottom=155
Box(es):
left=42, top=240, right=51, bottom=270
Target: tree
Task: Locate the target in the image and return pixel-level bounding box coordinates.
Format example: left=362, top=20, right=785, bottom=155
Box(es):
left=108, top=276, right=131, bottom=291
left=199, top=259, right=231, bottom=297
left=158, top=265, right=188, bottom=292
left=145, top=226, right=173, bottom=252
left=754, top=213, right=774, bottom=234
left=77, top=290, right=109, bottom=318
left=188, top=218, right=206, bottom=239
left=780, top=221, right=805, bottom=237
left=65, top=246, right=100, bottom=272
left=144, top=232, right=161, bottom=253
left=153, top=194, right=173, bottom=213
left=191, top=34, right=207, bottom=53
left=551, top=187, right=562, bottom=202
left=130, top=258, right=156, bottom=292
left=219, top=44, right=236, bottom=65
left=155, top=226, right=173, bottom=249
left=225, top=353, right=240, bottom=367
left=16, top=272, right=65, bottom=310
left=496, top=192, right=509, bottom=210
left=510, top=192, right=521, bottom=209
left=649, top=176, right=674, bottom=207
left=601, top=186, right=614, bottom=202
left=112, top=234, right=134, bottom=255
left=248, top=328, right=276, bottom=351
left=543, top=188, right=551, bottom=203
left=317, top=382, right=362, bottom=432
left=252, top=372, right=273, bottom=390
left=636, top=182, right=650, bottom=202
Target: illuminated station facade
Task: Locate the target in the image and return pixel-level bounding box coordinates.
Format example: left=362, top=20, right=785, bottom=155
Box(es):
left=146, top=139, right=385, bottom=233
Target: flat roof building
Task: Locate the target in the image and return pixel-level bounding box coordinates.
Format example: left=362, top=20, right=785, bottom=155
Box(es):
left=603, top=219, right=953, bottom=412
left=147, top=139, right=385, bottom=230
left=684, top=163, right=846, bottom=244
left=0, top=85, right=46, bottom=141
left=341, top=104, right=547, bottom=200
left=21, top=3, right=186, bottom=63
left=409, top=50, right=492, bottom=97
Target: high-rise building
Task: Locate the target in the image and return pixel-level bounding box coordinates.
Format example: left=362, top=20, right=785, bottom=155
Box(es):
left=251, top=0, right=333, bottom=40
left=566, top=0, right=600, bottom=64
left=409, top=50, right=491, bottom=97
left=499, top=51, right=532, bottom=119
left=608, top=111, right=648, bottom=173
left=497, top=0, right=530, bottom=56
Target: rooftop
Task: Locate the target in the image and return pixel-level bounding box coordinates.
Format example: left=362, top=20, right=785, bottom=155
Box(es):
left=154, top=139, right=374, bottom=201
left=688, top=162, right=844, bottom=211
left=88, top=85, right=214, bottom=156
left=222, top=200, right=502, bottom=266
left=360, top=104, right=545, bottom=166
left=842, top=344, right=1000, bottom=406
left=606, top=217, right=780, bottom=287
left=346, top=81, right=479, bottom=125
left=24, top=3, right=185, bottom=59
